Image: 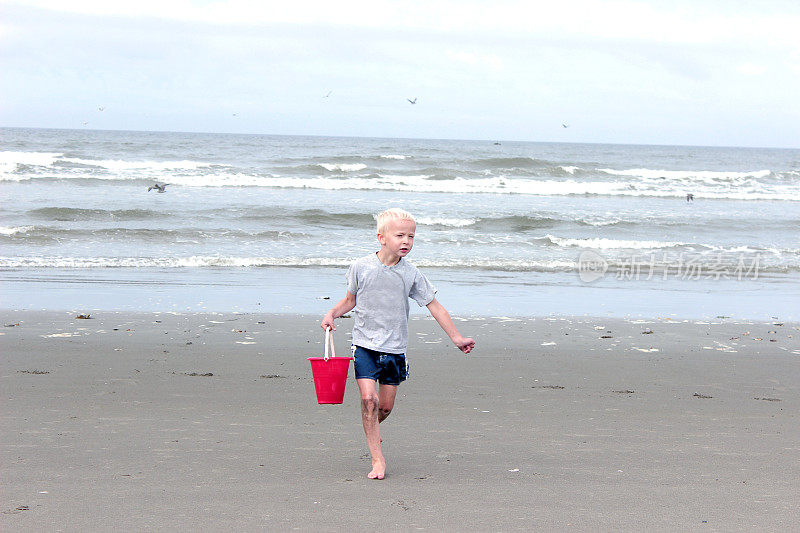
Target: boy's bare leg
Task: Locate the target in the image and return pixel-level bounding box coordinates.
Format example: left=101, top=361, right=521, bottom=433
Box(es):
left=356, top=378, right=396, bottom=479
left=378, top=383, right=398, bottom=423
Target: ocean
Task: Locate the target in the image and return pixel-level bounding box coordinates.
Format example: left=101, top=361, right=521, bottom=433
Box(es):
left=2, top=127, right=799, bottom=319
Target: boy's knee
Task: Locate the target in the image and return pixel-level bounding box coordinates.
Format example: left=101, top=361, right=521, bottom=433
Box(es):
left=378, top=406, right=392, bottom=418
left=361, top=395, right=379, bottom=413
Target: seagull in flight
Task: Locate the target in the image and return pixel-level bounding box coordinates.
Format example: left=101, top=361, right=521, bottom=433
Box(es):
left=562, top=123, right=569, bottom=128
left=98, top=106, right=106, bottom=112
left=323, top=91, right=332, bottom=98
left=407, top=97, right=417, bottom=104
left=147, top=183, right=168, bottom=193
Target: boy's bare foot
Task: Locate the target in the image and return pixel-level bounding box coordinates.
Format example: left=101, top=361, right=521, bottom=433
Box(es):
left=367, top=458, right=386, bottom=480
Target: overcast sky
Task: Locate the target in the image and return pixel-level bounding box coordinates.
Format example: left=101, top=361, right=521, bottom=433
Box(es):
left=2, top=0, right=799, bottom=147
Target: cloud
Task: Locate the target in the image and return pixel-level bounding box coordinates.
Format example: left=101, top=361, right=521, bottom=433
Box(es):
left=737, top=62, right=767, bottom=76
left=445, top=50, right=503, bottom=71
left=7, top=0, right=800, bottom=48
left=2, top=0, right=799, bottom=146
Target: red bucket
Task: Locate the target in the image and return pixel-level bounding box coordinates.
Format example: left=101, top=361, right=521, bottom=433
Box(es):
left=308, top=329, right=352, bottom=404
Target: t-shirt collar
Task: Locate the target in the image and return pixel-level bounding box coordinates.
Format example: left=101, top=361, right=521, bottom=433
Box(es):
left=375, top=251, right=402, bottom=268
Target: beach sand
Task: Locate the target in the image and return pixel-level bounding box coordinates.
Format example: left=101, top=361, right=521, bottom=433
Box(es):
left=2, top=311, right=799, bottom=531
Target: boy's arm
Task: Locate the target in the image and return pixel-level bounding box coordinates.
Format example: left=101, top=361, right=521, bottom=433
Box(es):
left=321, top=292, right=356, bottom=331
left=426, top=298, right=475, bottom=354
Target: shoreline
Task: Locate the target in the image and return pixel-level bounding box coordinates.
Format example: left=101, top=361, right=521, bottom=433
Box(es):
left=2, top=310, right=799, bottom=530
left=4, top=266, right=800, bottom=321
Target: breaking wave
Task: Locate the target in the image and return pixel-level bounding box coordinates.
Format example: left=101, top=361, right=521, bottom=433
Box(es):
left=4, top=150, right=797, bottom=200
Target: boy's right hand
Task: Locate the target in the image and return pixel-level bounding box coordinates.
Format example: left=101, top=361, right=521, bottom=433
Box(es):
left=321, top=292, right=356, bottom=332
left=321, top=314, right=335, bottom=331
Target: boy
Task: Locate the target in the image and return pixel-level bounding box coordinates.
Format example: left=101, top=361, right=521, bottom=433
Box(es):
left=321, top=208, right=475, bottom=480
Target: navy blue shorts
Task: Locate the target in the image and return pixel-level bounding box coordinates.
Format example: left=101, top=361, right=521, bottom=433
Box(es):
left=352, top=346, right=409, bottom=385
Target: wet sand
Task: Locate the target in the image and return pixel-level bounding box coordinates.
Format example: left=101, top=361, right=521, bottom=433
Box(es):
left=2, top=311, right=799, bottom=531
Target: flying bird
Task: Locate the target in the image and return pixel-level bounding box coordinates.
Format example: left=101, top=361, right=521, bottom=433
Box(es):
left=82, top=121, right=89, bottom=126
left=98, top=107, right=106, bottom=112
left=562, top=123, right=569, bottom=128
left=147, top=183, right=168, bottom=193
left=323, top=91, right=332, bottom=98
left=407, top=97, right=417, bottom=104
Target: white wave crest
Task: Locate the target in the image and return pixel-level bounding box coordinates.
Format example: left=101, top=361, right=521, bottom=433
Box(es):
left=0, top=151, right=62, bottom=167
left=416, top=216, right=477, bottom=227
left=0, top=151, right=219, bottom=182
left=0, top=255, right=577, bottom=272
left=0, top=151, right=63, bottom=178
left=59, top=157, right=214, bottom=172
left=3, top=157, right=798, bottom=200
left=577, top=216, right=623, bottom=226
left=246, top=174, right=798, bottom=201
left=599, top=167, right=772, bottom=182
left=0, top=256, right=355, bottom=269
left=376, top=173, right=435, bottom=181
left=380, top=154, right=409, bottom=160
left=1, top=254, right=794, bottom=273
left=545, top=235, right=686, bottom=250
left=0, top=226, right=34, bottom=235
left=317, top=163, right=367, bottom=172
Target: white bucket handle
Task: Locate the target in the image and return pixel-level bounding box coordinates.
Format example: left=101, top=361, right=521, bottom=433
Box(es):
left=324, top=327, right=336, bottom=361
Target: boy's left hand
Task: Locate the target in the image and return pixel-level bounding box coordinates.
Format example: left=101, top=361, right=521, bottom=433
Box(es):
left=455, top=336, right=475, bottom=354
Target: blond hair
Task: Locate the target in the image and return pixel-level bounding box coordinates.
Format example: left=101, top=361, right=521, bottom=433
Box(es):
left=376, top=208, right=416, bottom=235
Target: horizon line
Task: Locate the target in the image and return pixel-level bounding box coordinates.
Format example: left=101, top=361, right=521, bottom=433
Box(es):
left=1, top=125, right=798, bottom=151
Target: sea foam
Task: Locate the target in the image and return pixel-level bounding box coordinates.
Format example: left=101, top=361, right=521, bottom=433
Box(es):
left=0, top=226, right=34, bottom=235
left=544, top=235, right=687, bottom=250
left=2, top=255, right=793, bottom=274
left=3, top=147, right=798, bottom=201
left=317, top=163, right=368, bottom=172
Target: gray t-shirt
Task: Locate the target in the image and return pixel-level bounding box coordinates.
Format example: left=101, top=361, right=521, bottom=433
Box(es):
left=347, top=253, right=437, bottom=354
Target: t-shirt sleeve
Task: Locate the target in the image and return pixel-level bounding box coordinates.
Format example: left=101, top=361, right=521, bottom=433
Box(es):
left=346, top=262, right=358, bottom=295
left=409, top=270, right=437, bottom=307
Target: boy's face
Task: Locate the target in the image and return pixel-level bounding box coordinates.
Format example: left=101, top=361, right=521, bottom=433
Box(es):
left=378, top=219, right=416, bottom=259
